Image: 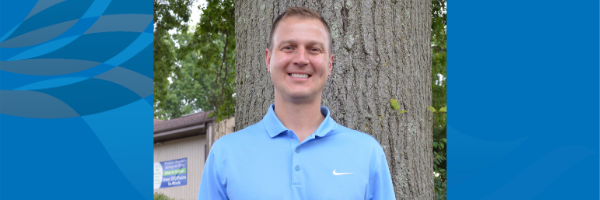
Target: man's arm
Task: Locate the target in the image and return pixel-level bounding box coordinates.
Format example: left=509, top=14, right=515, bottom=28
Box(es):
left=368, top=152, right=396, bottom=200
left=197, top=150, right=228, bottom=200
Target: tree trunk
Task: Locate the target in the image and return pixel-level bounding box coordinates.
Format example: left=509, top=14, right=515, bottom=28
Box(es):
left=235, top=0, right=433, bottom=199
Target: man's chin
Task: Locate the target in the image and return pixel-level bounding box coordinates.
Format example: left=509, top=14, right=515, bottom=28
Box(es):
left=281, top=92, right=319, bottom=103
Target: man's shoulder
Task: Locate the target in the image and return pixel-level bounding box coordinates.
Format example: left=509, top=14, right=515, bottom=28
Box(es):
left=211, top=121, right=264, bottom=150
left=331, top=125, right=384, bottom=151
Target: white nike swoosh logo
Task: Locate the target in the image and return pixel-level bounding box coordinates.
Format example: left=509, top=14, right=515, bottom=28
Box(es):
left=333, top=169, right=352, bottom=175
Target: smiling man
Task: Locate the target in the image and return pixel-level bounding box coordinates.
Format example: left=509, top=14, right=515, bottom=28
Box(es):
left=198, top=7, right=395, bottom=200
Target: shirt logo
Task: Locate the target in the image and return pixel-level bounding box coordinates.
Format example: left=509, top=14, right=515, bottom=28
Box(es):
left=333, top=169, right=352, bottom=175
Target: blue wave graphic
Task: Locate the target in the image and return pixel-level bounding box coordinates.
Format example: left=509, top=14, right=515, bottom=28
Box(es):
left=81, top=0, right=112, bottom=19
left=8, top=35, right=80, bottom=61
left=82, top=98, right=153, bottom=200
left=0, top=1, right=152, bottom=199
left=6, top=0, right=94, bottom=41
left=14, top=77, right=88, bottom=90
left=0, top=113, right=147, bottom=199
left=0, top=0, right=38, bottom=42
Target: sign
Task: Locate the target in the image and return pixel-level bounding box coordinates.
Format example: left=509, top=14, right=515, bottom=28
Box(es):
left=154, top=158, right=187, bottom=189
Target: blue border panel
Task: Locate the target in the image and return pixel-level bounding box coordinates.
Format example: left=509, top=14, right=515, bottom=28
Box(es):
left=0, top=1, right=153, bottom=199
left=449, top=1, right=599, bottom=199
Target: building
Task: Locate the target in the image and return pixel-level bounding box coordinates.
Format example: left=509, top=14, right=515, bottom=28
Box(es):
left=153, top=112, right=235, bottom=200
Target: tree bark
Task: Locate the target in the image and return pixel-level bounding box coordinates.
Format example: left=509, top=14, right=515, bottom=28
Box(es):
left=235, top=0, right=433, bottom=199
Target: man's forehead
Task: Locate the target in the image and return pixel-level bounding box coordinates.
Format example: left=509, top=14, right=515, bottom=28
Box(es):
left=272, top=17, right=330, bottom=47
left=278, top=16, right=325, bottom=27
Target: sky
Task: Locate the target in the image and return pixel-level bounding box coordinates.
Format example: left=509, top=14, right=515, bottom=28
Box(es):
left=167, top=0, right=205, bottom=35
left=189, top=0, right=206, bottom=26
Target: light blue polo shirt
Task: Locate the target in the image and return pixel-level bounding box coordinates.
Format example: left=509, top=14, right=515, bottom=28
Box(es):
left=198, top=104, right=395, bottom=200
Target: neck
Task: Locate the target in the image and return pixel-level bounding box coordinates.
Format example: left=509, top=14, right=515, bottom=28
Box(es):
left=273, top=94, right=325, bottom=142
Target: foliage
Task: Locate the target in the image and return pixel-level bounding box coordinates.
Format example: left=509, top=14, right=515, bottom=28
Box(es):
left=390, top=99, right=400, bottom=110
left=427, top=106, right=437, bottom=113
left=427, top=106, right=446, bottom=113
left=154, top=0, right=195, bottom=113
left=154, top=0, right=235, bottom=122
left=154, top=30, right=214, bottom=119
left=431, top=0, right=447, bottom=199
left=390, top=99, right=407, bottom=114
left=190, top=0, right=235, bottom=122
left=154, top=193, right=176, bottom=200
left=438, top=106, right=446, bottom=113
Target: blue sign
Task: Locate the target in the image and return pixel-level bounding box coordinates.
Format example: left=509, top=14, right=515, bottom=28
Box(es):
left=154, top=158, right=187, bottom=189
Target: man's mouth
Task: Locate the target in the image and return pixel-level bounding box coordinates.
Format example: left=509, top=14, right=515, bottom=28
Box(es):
left=289, top=73, right=311, bottom=78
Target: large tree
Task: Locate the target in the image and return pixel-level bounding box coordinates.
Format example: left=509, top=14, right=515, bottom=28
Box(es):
left=235, top=0, right=433, bottom=199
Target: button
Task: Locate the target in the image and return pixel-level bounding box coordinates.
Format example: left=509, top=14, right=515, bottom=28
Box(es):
left=295, top=165, right=300, bottom=171
left=295, top=148, right=299, bottom=153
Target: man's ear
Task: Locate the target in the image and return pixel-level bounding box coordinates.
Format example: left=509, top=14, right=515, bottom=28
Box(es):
left=265, top=48, right=271, bottom=73
left=328, top=54, right=334, bottom=76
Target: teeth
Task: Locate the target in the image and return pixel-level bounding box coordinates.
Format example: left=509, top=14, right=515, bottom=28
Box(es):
left=290, top=73, right=309, bottom=78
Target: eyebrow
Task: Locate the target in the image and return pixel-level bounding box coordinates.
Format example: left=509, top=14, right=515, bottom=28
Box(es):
left=278, top=40, right=325, bottom=48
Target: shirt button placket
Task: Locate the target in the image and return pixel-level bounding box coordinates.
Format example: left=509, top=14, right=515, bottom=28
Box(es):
left=289, top=130, right=301, bottom=186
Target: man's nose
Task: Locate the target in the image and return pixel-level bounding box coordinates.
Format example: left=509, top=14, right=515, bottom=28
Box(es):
left=292, top=47, right=309, bottom=66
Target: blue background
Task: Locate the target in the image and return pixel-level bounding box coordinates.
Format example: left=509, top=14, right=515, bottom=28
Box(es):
left=1, top=0, right=598, bottom=199
left=0, top=0, right=153, bottom=199
left=449, top=0, right=599, bottom=199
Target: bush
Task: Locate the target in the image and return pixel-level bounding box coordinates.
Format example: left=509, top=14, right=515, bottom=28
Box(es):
left=154, top=193, right=176, bottom=200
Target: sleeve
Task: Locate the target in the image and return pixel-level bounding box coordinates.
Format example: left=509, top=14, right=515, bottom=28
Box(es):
left=197, top=149, right=228, bottom=200
left=367, top=152, right=396, bottom=200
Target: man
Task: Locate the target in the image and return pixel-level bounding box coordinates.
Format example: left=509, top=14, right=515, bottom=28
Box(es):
left=198, top=7, right=395, bottom=200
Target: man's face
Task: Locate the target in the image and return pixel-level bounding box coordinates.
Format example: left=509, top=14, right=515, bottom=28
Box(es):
left=265, top=17, right=334, bottom=103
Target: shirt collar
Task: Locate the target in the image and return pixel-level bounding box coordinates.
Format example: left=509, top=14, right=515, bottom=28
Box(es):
left=262, top=104, right=338, bottom=138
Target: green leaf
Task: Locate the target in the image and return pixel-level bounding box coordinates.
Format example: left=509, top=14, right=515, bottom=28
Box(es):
left=390, top=99, right=400, bottom=110
left=439, top=106, right=446, bottom=112
left=428, top=106, right=437, bottom=113
left=398, top=110, right=407, bottom=114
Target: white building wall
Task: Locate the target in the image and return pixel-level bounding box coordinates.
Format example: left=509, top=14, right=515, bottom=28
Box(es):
left=154, top=135, right=206, bottom=200
left=214, top=117, right=235, bottom=143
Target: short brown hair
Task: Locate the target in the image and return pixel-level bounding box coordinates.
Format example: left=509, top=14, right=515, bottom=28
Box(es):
left=268, top=7, right=332, bottom=53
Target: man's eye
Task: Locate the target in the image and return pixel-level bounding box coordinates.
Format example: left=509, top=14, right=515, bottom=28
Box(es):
left=283, top=46, right=292, bottom=50
left=311, top=48, right=321, bottom=52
